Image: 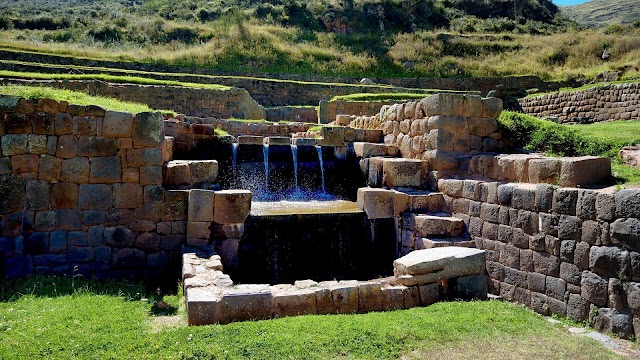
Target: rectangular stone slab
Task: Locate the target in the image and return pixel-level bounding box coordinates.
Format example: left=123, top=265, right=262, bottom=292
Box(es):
left=393, top=247, right=486, bottom=277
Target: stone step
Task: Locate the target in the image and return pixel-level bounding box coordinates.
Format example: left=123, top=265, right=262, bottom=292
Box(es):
left=393, top=189, right=445, bottom=214
left=164, top=160, right=218, bottom=186
left=416, top=234, right=475, bottom=250
left=392, top=247, right=486, bottom=287
left=353, top=142, right=399, bottom=158
left=414, top=213, right=465, bottom=238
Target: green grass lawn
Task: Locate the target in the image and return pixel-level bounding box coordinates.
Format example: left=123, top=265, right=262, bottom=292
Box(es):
left=0, top=277, right=623, bottom=359
left=571, top=120, right=640, bottom=144
left=0, top=85, right=174, bottom=115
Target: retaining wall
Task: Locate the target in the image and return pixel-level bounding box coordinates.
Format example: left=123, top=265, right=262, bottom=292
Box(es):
left=519, top=82, right=640, bottom=124
left=0, top=95, right=189, bottom=281
left=438, top=178, right=640, bottom=338
left=0, top=78, right=266, bottom=120
left=265, top=107, right=318, bottom=123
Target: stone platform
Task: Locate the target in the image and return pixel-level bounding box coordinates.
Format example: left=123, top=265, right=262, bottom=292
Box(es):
left=183, top=247, right=487, bottom=326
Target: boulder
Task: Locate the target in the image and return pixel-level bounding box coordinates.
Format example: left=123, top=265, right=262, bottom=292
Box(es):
left=392, top=247, right=485, bottom=286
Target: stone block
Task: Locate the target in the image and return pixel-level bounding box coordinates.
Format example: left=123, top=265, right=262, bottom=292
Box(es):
left=78, top=184, right=112, bottom=210
left=133, top=112, right=163, bottom=148
left=135, top=232, right=160, bottom=251
left=51, top=182, right=78, bottom=209
left=528, top=159, right=560, bottom=184
left=1, top=134, right=28, bottom=156
left=79, top=136, right=118, bottom=157
left=454, top=274, right=488, bottom=300
left=25, top=180, right=50, bottom=210
left=596, top=192, right=615, bottom=221
left=421, top=94, right=467, bottom=116
left=512, top=186, right=536, bottom=211
left=330, top=284, right=359, bottom=314
left=382, top=285, right=406, bottom=311
left=418, top=283, right=440, bottom=306
left=188, top=189, right=215, bottom=222
left=353, top=142, right=388, bottom=158
left=468, top=117, right=497, bottom=137
left=320, top=126, right=345, bottom=146
left=213, top=190, right=251, bottom=224
left=11, top=154, right=39, bottom=174
left=72, top=117, right=97, bottom=136
left=272, top=288, right=318, bottom=318
left=28, top=134, right=48, bottom=154
left=38, top=155, right=62, bottom=181
left=113, top=183, right=143, bottom=209
left=589, top=246, right=630, bottom=278
left=357, top=188, right=394, bottom=219
left=140, top=166, right=162, bottom=185
left=393, top=247, right=486, bottom=284
left=581, top=270, right=608, bottom=306
left=187, top=220, right=212, bottom=241
left=558, top=215, right=581, bottom=240
left=576, top=190, right=597, bottom=220
left=56, top=135, right=78, bottom=158
left=60, top=157, right=89, bottom=183
left=188, top=160, right=218, bottom=184
left=90, top=156, right=121, bottom=183
left=102, top=111, right=134, bottom=137
left=82, top=210, right=105, bottom=226
left=615, top=189, right=640, bottom=219
left=164, top=160, right=191, bottom=186
left=421, top=150, right=460, bottom=171
left=481, top=97, right=503, bottom=118
left=126, top=148, right=163, bottom=167
left=357, top=282, right=383, bottom=313
left=593, top=308, right=634, bottom=339
left=414, top=214, right=464, bottom=238
left=558, top=156, right=611, bottom=187
left=610, top=218, right=640, bottom=252
left=560, top=262, right=581, bottom=285
left=532, top=251, right=560, bottom=276
left=381, top=158, right=426, bottom=188
left=567, top=294, right=589, bottom=322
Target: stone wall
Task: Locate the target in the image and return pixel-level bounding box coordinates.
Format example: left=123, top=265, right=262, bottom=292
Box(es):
left=377, top=94, right=504, bottom=171
left=519, top=82, right=640, bottom=124
left=265, top=107, right=318, bottom=123
left=319, top=99, right=404, bottom=124
left=0, top=78, right=266, bottom=120
left=0, top=50, right=573, bottom=106
left=437, top=178, right=640, bottom=338
left=0, top=95, right=190, bottom=281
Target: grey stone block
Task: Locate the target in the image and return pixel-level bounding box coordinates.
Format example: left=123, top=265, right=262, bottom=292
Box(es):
left=581, top=270, right=608, bottom=307
left=589, top=246, right=630, bottom=278
left=560, top=262, right=581, bottom=285
left=553, top=188, right=578, bottom=215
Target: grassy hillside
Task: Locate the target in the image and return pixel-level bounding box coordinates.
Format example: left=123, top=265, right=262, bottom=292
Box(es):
left=0, top=0, right=637, bottom=81
left=561, top=0, right=640, bottom=27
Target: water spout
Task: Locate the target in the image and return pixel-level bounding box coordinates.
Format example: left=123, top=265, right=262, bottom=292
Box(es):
left=231, top=143, right=238, bottom=188
left=316, top=145, right=326, bottom=193
left=291, top=144, right=300, bottom=195
left=263, top=144, right=269, bottom=191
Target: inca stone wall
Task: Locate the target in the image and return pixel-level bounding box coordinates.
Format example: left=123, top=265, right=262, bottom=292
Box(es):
left=519, top=82, right=640, bottom=124
left=437, top=178, right=640, bottom=338
left=377, top=94, right=504, bottom=171
left=0, top=78, right=266, bottom=120
left=320, top=99, right=405, bottom=124
left=0, top=95, right=189, bottom=280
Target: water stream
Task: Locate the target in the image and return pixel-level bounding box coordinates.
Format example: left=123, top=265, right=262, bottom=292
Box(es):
left=291, top=145, right=300, bottom=196
left=263, top=144, right=269, bottom=191
left=316, top=145, right=326, bottom=193
left=231, top=143, right=238, bottom=188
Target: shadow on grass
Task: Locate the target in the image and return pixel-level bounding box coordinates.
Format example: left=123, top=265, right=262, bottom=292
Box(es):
left=0, top=275, right=179, bottom=316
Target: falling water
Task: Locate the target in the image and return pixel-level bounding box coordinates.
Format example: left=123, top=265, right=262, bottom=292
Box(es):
left=316, top=145, right=326, bottom=193
left=263, top=144, right=269, bottom=191
left=291, top=145, right=300, bottom=195
left=231, top=143, right=238, bottom=188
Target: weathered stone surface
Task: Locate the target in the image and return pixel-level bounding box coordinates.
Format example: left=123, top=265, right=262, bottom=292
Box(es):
left=61, top=157, right=89, bottom=183
left=532, top=251, right=560, bottom=276
left=610, top=218, right=640, bottom=252
left=393, top=247, right=485, bottom=285
left=357, top=188, right=394, bottom=219
left=596, top=192, right=615, bottom=221
left=213, top=190, right=251, bottom=224
left=589, top=246, right=630, bottom=278
left=188, top=189, right=215, bottom=222
left=1, top=134, right=28, bottom=156
left=593, top=308, right=634, bottom=339
left=189, top=160, right=218, bottom=184
left=90, top=156, right=121, bottom=183
left=615, top=189, right=640, bottom=219
left=554, top=188, right=578, bottom=215
left=414, top=214, right=464, bottom=238
left=357, top=282, right=383, bottom=312
left=546, top=276, right=566, bottom=302
left=102, top=110, right=133, bottom=137
left=559, top=215, right=581, bottom=240
left=560, top=262, right=581, bottom=285
left=164, top=160, right=191, bottom=186
left=481, top=97, right=503, bottom=118
left=272, top=288, right=318, bottom=318
left=574, top=241, right=591, bottom=270
left=25, top=180, right=50, bottom=210
left=535, top=184, right=554, bottom=213
left=113, top=183, right=143, bottom=209
left=353, top=142, right=388, bottom=158
left=559, top=156, right=611, bottom=188
left=78, top=184, right=112, bottom=210
left=330, top=283, right=359, bottom=314
left=421, top=94, right=467, bottom=116
left=132, top=112, right=163, bottom=148
left=528, top=159, right=560, bottom=185
left=581, top=270, right=608, bottom=306
left=140, top=166, right=162, bottom=185
left=567, top=294, right=590, bottom=322
left=382, top=285, right=406, bottom=311
left=381, top=158, right=426, bottom=188
left=528, top=272, right=546, bottom=293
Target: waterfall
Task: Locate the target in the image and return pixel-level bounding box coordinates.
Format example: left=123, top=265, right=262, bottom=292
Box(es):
left=316, top=145, right=326, bottom=193
left=231, top=143, right=238, bottom=188
left=263, top=144, right=269, bottom=192
left=291, top=145, right=300, bottom=195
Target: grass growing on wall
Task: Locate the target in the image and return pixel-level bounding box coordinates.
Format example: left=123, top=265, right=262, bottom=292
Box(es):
left=498, top=111, right=640, bottom=185
left=0, top=85, right=175, bottom=115
left=0, top=276, right=622, bottom=359
left=0, top=69, right=231, bottom=90
left=330, top=92, right=455, bottom=102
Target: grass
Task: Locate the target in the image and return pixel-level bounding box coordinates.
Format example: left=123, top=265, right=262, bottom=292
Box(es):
left=0, top=85, right=175, bottom=115
left=330, top=92, right=458, bottom=102
left=526, top=79, right=640, bottom=98
left=499, top=112, right=640, bottom=185
left=0, top=276, right=623, bottom=359
left=0, top=69, right=231, bottom=90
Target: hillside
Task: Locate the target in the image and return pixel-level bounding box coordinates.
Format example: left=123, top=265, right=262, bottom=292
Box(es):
left=0, top=0, right=637, bottom=82
left=561, top=0, right=640, bottom=27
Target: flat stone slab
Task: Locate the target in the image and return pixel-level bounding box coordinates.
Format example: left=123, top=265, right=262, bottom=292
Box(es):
left=237, top=135, right=264, bottom=145
left=264, top=136, right=291, bottom=146
left=393, top=247, right=486, bottom=283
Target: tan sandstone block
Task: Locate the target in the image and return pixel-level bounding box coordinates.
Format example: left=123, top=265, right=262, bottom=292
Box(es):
left=213, top=190, right=252, bottom=224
